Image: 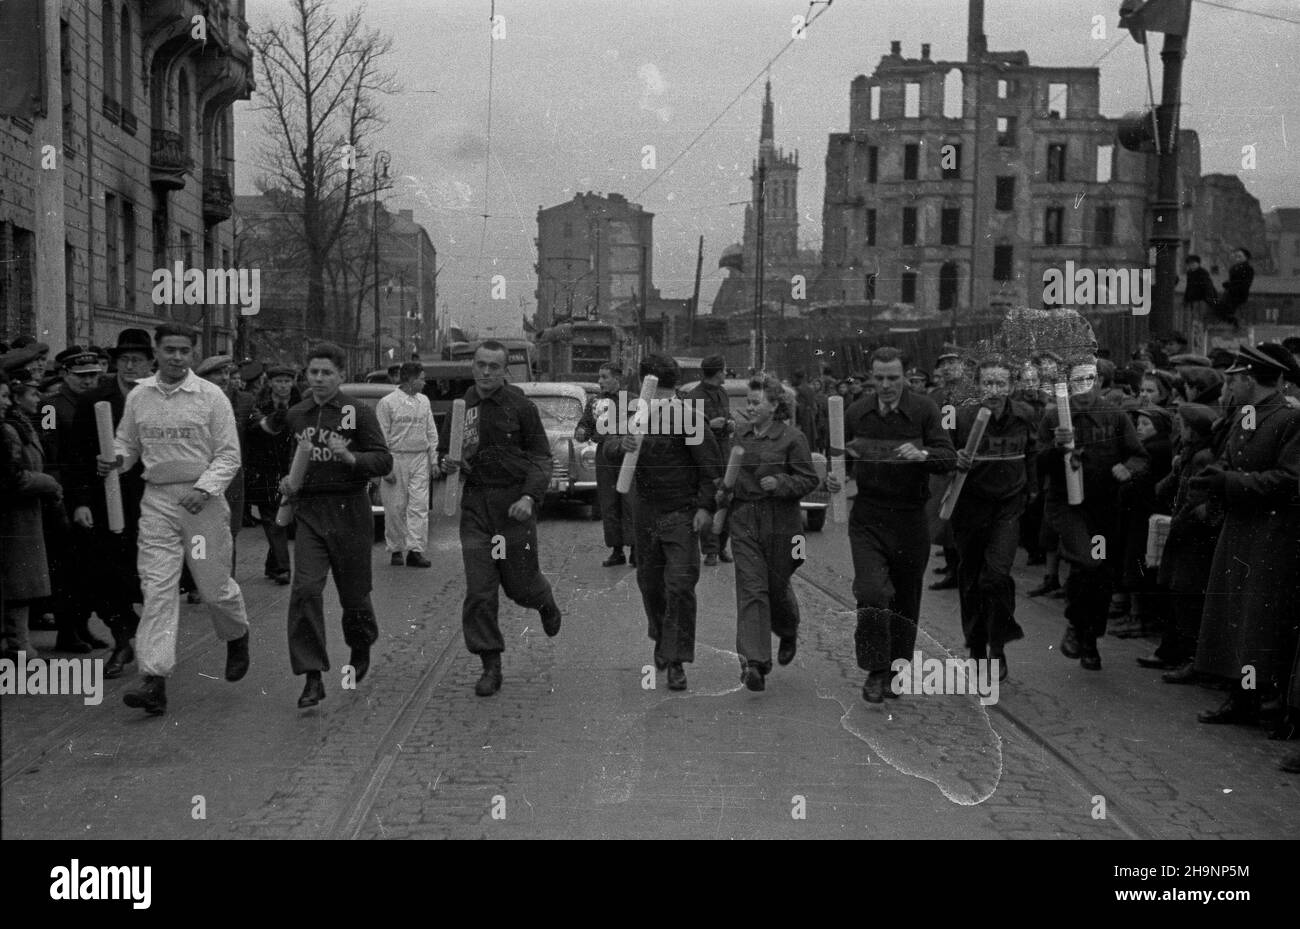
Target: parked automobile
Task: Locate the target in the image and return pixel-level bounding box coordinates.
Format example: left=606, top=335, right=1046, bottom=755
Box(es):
left=513, top=381, right=599, bottom=506
left=680, top=378, right=829, bottom=531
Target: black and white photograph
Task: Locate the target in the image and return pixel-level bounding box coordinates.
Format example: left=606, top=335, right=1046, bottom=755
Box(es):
left=1, top=0, right=1298, bottom=885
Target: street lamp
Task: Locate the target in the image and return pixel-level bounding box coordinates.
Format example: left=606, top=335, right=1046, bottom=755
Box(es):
left=372, top=150, right=392, bottom=371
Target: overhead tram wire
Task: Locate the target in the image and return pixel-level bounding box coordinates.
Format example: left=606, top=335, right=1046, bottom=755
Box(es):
left=634, top=0, right=835, bottom=202
left=1192, top=0, right=1300, bottom=27
left=477, top=0, right=498, bottom=312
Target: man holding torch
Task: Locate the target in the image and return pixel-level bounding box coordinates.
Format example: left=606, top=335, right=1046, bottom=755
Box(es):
left=603, top=353, right=721, bottom=692
left=1037, top=357, right=1148, bottom=671
left=947, top=358, right=1039, bottom=680
left=440, top=341, right=559, bottom=698
left=825, top=347, right=955, bottom=704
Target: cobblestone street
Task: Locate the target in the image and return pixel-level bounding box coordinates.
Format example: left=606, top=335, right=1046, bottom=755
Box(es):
left=4, top=487, right=1296, bottom=840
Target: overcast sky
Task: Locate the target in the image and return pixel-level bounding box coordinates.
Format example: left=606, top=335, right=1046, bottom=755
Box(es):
left=233, top=0, right=1300, bottom=336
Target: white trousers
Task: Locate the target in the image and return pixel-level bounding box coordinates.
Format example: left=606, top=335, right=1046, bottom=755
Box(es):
left=136, top=483, right=249, bottom=677
left=381, top=450, right=431, bottom=553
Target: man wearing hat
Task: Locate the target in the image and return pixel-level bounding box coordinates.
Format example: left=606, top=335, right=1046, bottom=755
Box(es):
left=906, top=368, right=929, bottom=393
left=0, top=340, right=49, bottom=383
left=39, top=347, right=114, bottom=653
left=685, top=354, right=735, bottom=565
left=67, top=329, right=155, bottom=678
left=1191, top=344, right=1300, bottom=729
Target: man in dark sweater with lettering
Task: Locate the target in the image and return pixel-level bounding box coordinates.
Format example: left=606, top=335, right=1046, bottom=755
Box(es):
left=826, top=346, right=956, bottom=703
left=274, top=342, right=392, bottom=709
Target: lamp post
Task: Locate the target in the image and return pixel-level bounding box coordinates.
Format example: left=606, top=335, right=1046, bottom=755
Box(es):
left=371, top=150, right=391, bottom=370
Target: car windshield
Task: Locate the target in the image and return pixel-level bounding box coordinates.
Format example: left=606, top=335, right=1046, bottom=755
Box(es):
left=530, top=395, right=584, bottom=429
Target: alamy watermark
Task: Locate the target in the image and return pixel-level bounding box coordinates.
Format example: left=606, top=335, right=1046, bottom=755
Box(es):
left=150, top=263, right=261, bottom=316
left=1042, top=260, right=1151, bottom=316
left=890, top=651, right=1000, bottom=706
left=0, top=652, right=103, bottom=705
left=50, top=860, right=151, bottom=909
left=593, top=392, right=706, bottom=446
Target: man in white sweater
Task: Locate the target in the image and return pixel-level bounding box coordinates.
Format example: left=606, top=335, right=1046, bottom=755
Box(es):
left=101, top=324, right=250, bottom=716
left=376, top=362, right=438, bottom=567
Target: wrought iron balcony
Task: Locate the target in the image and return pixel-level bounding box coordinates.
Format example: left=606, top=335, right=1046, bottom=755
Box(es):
left=203, top=169, right=233, bottom=223
left=150, top=129, right=192, bottom=191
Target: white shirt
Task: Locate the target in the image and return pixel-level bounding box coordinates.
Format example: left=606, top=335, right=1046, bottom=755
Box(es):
left=114, top=369, right=242, bottom=495
left=376, top=388, right=438, bottom=454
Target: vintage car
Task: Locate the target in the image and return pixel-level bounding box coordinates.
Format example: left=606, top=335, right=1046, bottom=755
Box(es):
left=680, top=378, right=829, bottom=531
left=513, top=381, right=599, bottom=506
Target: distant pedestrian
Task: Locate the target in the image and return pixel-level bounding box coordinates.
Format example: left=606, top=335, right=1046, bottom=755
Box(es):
left=1211, top=248, right=1254, bottom=327
left=686, top=354, right=733, bottom=566
left=377, top=361, right=438, bottom=568
left=246, top=364, right=300, bottom=584
left=576, top=363, right=635, bottom=566
left=1182, top=255, right=1216, bottom=318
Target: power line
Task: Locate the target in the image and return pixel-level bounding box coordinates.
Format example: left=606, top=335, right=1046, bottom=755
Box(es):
left=1192, top=0, right=1300, bottom=26
left=477, top=1, right=497, bottom=277
left=634, top=0, right=835, bottom=201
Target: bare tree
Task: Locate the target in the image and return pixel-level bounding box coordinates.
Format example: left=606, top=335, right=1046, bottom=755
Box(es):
left=251, top=0, right=399, bottom=349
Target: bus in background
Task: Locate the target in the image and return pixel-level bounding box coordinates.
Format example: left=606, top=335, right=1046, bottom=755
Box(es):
left=536, top=320, right=627, bottom=383
left=443, top=339, right=537, bottom=381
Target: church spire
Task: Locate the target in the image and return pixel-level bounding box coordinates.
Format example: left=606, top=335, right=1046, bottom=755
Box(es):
left=760, top=77, right=774, bottom=144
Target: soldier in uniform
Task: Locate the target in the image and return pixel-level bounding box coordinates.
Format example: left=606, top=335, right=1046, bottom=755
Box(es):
left=604, top=353, right=721, bottom=692
left=1037, top=357, right=1148, bottom=672
left=949, top=358, right=1039, bottom=680
left=721, top=375, right=818, bottom=691
left=576, top=363, right=634, bottom=566
left=69, top=329, right=153, bottom=678
left=41, top=346, right=112, bottom=653
left=1191, top=345, right=1300, bottom=727
left=826, top=347, right=956, bottom=703
left=440, top=341, right=560, bottom=698
left=274, top=343, right=393, bottom=709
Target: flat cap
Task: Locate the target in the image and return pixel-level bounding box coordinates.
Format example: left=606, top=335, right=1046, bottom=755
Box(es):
left=195, top=354, right=234, bottom=377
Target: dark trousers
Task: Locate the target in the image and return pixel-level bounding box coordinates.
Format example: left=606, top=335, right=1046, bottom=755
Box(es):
left=1046, top=497, right=1115, bottom=643
left=849, top=499, right=930, bottom=672
left=44, top=508, right=89, bottom=639
left=259, top=506, right=291, bottom=576
left=731, top=500, right=801, bottom=672
left=287, top=491, right=378, bottom=675
left=595, top=461, right=634, bottom=549
left=1020, top=488, right=1046, bottom=558
left=459, top=484, right=554, bottom=655
left=1156, top=590, right=1205, bottom=664
left=698, top=522, right=729, bottom=557
left=953, top=495, right=1025, bottom=653
left=76, top=523, right=141, bottom=646
left=635, top=505, right=700, bottom=664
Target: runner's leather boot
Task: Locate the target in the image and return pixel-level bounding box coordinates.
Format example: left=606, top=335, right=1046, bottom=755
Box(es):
left=123, top=675, right=167, bottom=715
left=475, top=652, right=503, bottom=696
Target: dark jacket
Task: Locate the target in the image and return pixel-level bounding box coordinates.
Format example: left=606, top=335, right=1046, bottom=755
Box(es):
left=38, top=382, right=82, bottom=490
left=602, top=396, right=722, bottom=514
left=952, top=399, right=1039, bottom=504
left=444, top=383, right=552, bottom=503
left=1183, top=266, right=1217, bottom=305
left=844, top=387, right=956, bottom=508
left=1219, top=260, right=1254, bottom=310
left=684, top=380, right=733, bottom=443
left=245, top=386, right=301, bottom=507
left=68, top=379, right=146, bottom=527
left=1, top=411, right=57, bottom=601
left=1037, top=389, right=1148, bottom=505
left=282, top=389, right=392, bottom=496
left=1195, top=392, right=1300, bottom=684
left=730, top=420, right=819, bottom=502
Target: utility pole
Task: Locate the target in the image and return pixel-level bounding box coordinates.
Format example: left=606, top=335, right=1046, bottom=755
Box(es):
left=690, top=235, right=704, bottom=341
left=1117, top=0, right=1192, bottom=335
left=754, top=159, right=767, bottom=371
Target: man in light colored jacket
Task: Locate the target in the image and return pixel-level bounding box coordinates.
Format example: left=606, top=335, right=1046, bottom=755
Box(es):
left=376, top=361, right=438, bottom=568
left=102, top=324, right=250, bottom=716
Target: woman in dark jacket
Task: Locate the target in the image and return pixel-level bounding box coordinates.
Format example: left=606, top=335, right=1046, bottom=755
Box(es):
left=1138, top=404, right=1224, bottom=680
left=1, top=375, right=63, bottom=658
left=244, top=367, right=300, bottom=583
